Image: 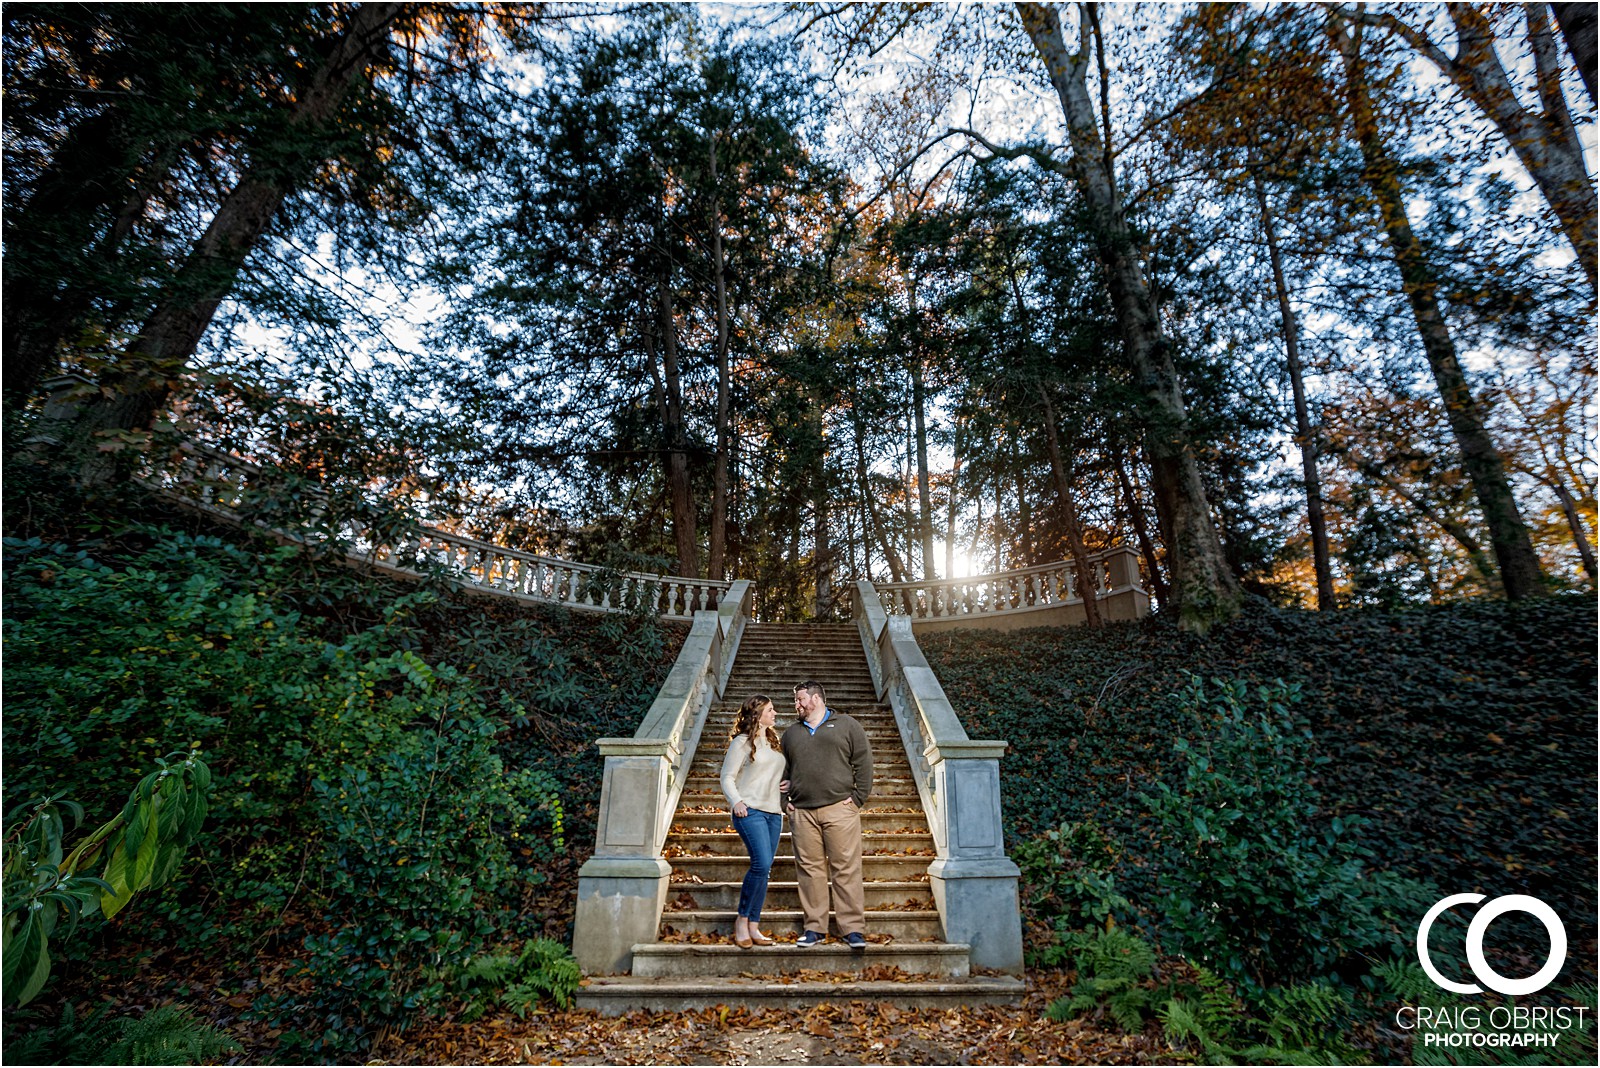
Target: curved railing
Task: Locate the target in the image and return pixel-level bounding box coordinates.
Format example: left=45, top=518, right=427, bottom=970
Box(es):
left=872, top=546, right=1147, bottom=626
left=140, top=441, right=731, bottom=621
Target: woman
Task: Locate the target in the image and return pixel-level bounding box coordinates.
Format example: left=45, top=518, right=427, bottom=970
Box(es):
left=719, top=693, right=785, bottom=947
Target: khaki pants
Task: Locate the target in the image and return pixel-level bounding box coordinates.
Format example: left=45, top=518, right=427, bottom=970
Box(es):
left=790, top=799, right=865, bottom=936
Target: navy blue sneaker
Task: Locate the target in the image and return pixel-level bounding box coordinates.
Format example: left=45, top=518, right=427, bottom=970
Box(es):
left=796, top=930, right=827, bottom=948
left=843, top=932, right=867, bottom=950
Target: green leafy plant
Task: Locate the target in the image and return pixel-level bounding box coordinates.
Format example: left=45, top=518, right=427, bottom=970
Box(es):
left=1142, top=675, right=1434, bottom=992
left=282, top=650, right=547, bottom=1052
left=2, top=750, right=213, bottom=1007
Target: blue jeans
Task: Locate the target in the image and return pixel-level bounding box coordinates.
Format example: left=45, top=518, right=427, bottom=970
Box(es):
left=732, top=808, right=783, bottom=925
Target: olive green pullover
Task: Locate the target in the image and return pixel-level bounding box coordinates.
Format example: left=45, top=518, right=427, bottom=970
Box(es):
left=781, top=709, right=873, bottom=809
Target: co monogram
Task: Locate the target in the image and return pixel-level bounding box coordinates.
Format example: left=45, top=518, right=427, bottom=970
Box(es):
left=1417, top=894, right=1568, bottom=996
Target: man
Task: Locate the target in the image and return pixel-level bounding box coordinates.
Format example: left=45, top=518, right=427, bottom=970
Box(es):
left=779, top=679, right=873, bottom=949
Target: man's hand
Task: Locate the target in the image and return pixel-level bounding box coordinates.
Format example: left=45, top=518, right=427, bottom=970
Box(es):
left=778, top=780, right=790, bottom=792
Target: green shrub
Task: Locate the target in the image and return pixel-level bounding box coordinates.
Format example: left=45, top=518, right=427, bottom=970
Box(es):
left=282, top=650, right=547, bottom=1053
left=1014, top=818, right=1132, bottom=953
left=1143, top=676, right=1434, bottom=992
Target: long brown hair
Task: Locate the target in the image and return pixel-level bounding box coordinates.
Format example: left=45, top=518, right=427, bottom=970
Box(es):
left=730, top=694, right=780, bottom=760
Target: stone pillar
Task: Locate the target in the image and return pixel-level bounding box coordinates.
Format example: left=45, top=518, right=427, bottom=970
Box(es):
left=21, top=374, right=94, bottom=458
left=572, top=738, right=675, bottom=975
left=926, top=740, right=1025, bottom=975
left=1100, top=546, right=1151, bottom=621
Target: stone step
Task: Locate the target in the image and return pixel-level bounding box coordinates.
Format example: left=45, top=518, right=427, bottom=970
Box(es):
left=665, top=832, right=933, bottom=857
left=667, top=812, right=928, bottom=834
left=672, top=799, right=925, bottom=819
left=719, top=689, right=881, bottom=704
left=680, top=777, right=921, bottom=798
left=660, top=910, right=944, bottom=941
left=575, top=974, right=1026, bottom=1015
left=688, top=755, right=912, bottom=773
left=703, top=711, right=896, bottom=725
left=662, top=880, right=934, bottom=912
left=700, top=723, right=901, bottom=739
left=628, top=941, right=970, bottom=978
left=696, top=734, right=904, bottom=749
left=670, top=853, right=932, bottom=883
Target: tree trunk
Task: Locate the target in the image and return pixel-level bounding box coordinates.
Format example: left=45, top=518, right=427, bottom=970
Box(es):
left=906, top=277, right=938, bottom=581
left=656, top=272, right=699, bottom=579
left=1548, top=475, right=1598, bottom=579
left=993, top=432, right=1006, bottom=572
left=2, top=106, right=161, bottom=404
left=854, top=417, right=908, bottom=583
left=1114, top=448, right=1169, bottom=608
left=707, top=131, right=732, bottom=581
left=72, top=2, right=405, bottom=476
left=1551, top=2, right=1597, bottom=108
left=945, top=420, right=963, bottom=576
left=1039, top=387, right=1103, bottom=627
left=1332, top=14, right=1547, bottom=601
left=1368, top=3, right=1595, bottom=291
left=1016, top=2, right=1241, bottom=632
left=1014, top=437, right=1032, bottom=565
left=811, top=395, right=832, bottom=618
left=1251, top=171, right=1336, bottom=609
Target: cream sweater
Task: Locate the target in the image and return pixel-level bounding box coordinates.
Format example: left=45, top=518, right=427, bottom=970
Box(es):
left=719, top=730, right=786, bottom=814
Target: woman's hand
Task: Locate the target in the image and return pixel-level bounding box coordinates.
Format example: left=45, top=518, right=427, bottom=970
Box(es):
left=733, top=801, right=749, bottom=818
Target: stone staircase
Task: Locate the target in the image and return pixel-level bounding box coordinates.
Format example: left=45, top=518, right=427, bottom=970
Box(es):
left=576, top=623, right=1025, bottom=1013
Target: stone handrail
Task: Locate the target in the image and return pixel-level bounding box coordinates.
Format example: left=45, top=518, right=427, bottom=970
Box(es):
left=141, top=441, right=730, bottom=622
left=852, top=580, right=1023, bottom=972
left=873, top=546, right=1143, bottom=621
left=574, top=597, right=748, bottom=973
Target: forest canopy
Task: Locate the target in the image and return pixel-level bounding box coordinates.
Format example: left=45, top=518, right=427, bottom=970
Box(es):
left=5, top=1, right=1595, bottom=625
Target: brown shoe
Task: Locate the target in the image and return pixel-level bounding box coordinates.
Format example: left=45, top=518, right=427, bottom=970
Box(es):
left=749, top=927, right=774, bottom=946
left=733, top=916, right=753, bottom=949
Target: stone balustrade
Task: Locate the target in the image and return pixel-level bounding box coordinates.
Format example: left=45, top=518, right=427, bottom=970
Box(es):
left=572, top=593, right=749, bottom=974
left=140, top=440, right=730, bottom=622
left=873, top=546, right=1149, bottom=631
left=852, top=581, right=1023, bottom=974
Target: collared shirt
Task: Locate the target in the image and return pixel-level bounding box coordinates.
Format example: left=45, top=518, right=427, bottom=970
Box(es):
left=800, top=707, right=833, bottom=735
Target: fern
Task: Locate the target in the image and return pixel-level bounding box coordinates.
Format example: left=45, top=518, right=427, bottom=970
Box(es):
left=101, top=1006, right=239, bottom=1065
left=1076, top=927, right=1156, bottom=982
left=5, top=1004, right=237, bottom=1066
left=508, top=938, right=581, bottom=1012
left=1044, top=928, right=1171, bottom=1030
left=1043, top=997, right=1077, bottom=1023
left=1162, top=964, right=1362, bottom=1066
